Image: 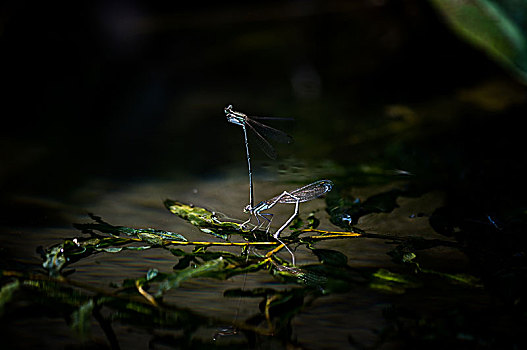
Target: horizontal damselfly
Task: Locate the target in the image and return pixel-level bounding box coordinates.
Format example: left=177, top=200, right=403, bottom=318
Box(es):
left=243, top=179, right=333, bottom=265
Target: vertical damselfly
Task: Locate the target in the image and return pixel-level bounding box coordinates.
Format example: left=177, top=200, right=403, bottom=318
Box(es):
left=225, top=105, right=293, bottom=208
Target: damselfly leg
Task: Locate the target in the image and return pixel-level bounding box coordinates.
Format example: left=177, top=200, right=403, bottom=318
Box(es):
left=244, top=180, right=333, bottom=265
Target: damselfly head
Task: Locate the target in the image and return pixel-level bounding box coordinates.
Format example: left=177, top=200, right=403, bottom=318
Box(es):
left=225, top=105, right=246, bottom=126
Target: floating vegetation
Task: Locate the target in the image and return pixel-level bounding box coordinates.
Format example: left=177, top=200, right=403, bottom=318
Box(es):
left=0, top=280, right=20, bottom=316
left=326, top=187, right=405, bottom=228
left=1, top=193, right=485, bottom=348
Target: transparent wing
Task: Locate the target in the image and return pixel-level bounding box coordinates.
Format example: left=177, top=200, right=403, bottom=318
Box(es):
left=245, top=121, right=278, bottom=159
left=267, top=180, right=334, bottom=204
left=246, top=117, right=293, bottom=145
left=252, top=116, right=294, bottom=121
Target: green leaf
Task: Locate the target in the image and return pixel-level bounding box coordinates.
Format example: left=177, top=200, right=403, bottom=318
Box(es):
left=306, top=212, right=320, bottom=229
left=70, top=300, right=94, bottom=340
left=372, top=268, right=413, bottom=284
left=131, top=228, right=187, bottom=242
left=74, top=215, right=187, bottom=242
left=288, top=216, right=304, bottom=230
left=172, top=255, right=194, bottom=270
left=124, top=246, right=152, bottom=251
left=96, top=247, right=123, bottom=253
left=41, top=245, right=68, bottom=277
left=137, top=232, right=164, bottom=245
left=0, top=280, right=20, bottom=316
left=164, top=199, right=254, bottom=239
left=156, top=255, right=269, bottom=297
left=369, top=268, right=421, bottom=294
left=429, top=0, right=527, bottom=83
left=199, top=228, right=228, bottom=240
left=327, top=189, right=402, bottom=228
left=156, top=258, right=229, bottom=296
left=311, top=249, right=348, bottom=266
left=418, top=267, right=482, bottom=287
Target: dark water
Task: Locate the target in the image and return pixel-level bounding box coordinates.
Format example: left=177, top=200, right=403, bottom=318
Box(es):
left=2, top=1, right=527, bottom=349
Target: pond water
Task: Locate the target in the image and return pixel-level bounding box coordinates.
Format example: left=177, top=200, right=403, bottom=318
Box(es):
left=2, top=2, right=527, bottom=349
left=0, top=160, right=503, bottom=349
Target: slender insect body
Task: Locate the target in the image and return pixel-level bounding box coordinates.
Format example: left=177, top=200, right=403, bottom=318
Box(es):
left=225, top=105, right=333, bottom=265
left=242, top=180, right=334, bottom=265
left=225, top=104, right=293, bottom=208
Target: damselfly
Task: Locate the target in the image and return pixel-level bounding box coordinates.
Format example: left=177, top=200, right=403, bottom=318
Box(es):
left=225, top=105, right=293, bottom=208
left=243, top=179, right=333, bottom=265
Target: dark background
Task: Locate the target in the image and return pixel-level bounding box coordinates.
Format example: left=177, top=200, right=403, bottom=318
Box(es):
left=1, top=0, right=526, bottom=233
left=0, top=1, right=501, bottom=186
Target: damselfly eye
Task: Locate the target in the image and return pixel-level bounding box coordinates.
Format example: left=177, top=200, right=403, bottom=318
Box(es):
left=243, top=205, right=251, bottom=213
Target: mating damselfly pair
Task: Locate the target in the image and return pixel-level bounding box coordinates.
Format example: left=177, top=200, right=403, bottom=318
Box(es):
left=225, top=105, right=333, bottom=265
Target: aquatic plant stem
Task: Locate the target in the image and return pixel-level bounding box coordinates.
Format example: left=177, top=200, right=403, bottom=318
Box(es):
left=164, top=239, right=278, bottom=247
left=265, top=294, right=280, bottom=333
left=135, top=280, right=158, bottom=307
left=300, top=228, right=362, bottom=236
left=265, top=242, right=287, bottom=259
left=309, top=233, right=361, bottom=239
